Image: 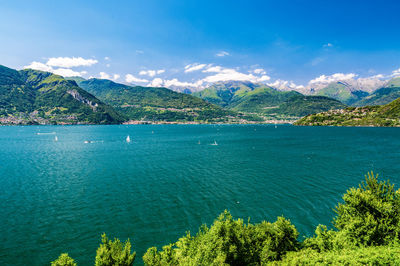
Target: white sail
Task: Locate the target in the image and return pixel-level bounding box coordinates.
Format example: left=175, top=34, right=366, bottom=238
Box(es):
left=54, top=136, right=58, bottom=142
left=126, top=135, right=131, bottom=143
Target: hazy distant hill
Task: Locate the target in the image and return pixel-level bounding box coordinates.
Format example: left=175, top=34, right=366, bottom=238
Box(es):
left=353, top=78, right=400, bottom=106
left=0, top=65, right=124, bottom=124
left=313, top=81, right=369, bottom=105
left=193, top=81, right=346, bottom=119
left=77, top=78, right=250, bottom=123
left=295, top=97, right=400, bottom=127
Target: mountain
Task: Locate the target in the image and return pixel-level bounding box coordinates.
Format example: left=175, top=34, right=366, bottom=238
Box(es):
left=295, top=97, right=400, bottom=127
left=0, top=65, right=124, bottom=125
left=312, top=81, right=369, bottom=105
left=193, top=81, right=346, bottom=119
left=353, top=78, right=400, bottom=106
left=76, top=78, right=252, bottom=123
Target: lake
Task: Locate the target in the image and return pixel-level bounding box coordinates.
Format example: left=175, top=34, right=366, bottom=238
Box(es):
left=0, top=124, right=399, bottom=265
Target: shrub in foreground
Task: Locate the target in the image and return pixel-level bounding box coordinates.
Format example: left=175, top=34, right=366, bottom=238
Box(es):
left=51, top=253, right=77, bottom=266
left=270, top=245, right=400, bottom=265
left=143, top=210, right=298, bottom=265
left=95, top=233, right=136, bottom=266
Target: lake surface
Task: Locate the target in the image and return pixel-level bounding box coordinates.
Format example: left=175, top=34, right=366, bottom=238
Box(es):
left=0, top=124, right=399, bottom=265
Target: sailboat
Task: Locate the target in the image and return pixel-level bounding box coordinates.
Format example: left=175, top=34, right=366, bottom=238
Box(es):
left=198, top=140, right=201, bottom=145
left=211, top=140, right=218, bottom=146
left=126, top=135, right=131, bottom=143
left=54, top=136, right=58, bottom=142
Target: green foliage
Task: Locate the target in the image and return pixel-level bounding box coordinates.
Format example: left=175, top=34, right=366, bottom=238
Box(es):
left=333, top=172, right=400, bottom=247
left=95, top=233, right=136, bottom=266
left=51, top=253, right=77, bottom=266
left=143, top=210, right=298, bottom=265
left=295, top=97, right=400, bottom=127
left=271, top=245, right=400, bottom=265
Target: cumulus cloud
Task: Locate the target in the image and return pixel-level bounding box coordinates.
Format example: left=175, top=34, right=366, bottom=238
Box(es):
left=104, top=56, right=110, bottom=60
left=148, top=78, right=204, bottom=88
left=184, top=63, right=207, bottom=73
left=201, top=66, right=270, bottom=83
left=323, top=43, right=333, bottom=48
left=253, top=68, right=266, bottom=75
left=216, top=51, right=230, bottom=57
left=113, top=74, right=120, bottom=81
left=125, top=74, right=149, bottom=83
left=392, top=68, right=400, bottom=77
left=268, top=79, right=304, bottom=91
left=309, top=73, right=357, bottom=84
left=99, top=72, right=110, bottom=79
left=46, top=57, right=98, bottom=68
left=23, top=61, right=87, bottom=77
left=52, top=68, right=87, bottom=77
left=23, top=61, right=53, bottom=72
left=139, top=69, right=165, bottom=77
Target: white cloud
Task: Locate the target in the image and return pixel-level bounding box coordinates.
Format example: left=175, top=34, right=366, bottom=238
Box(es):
left=216, top=51, right=230, bottom=57
left=201, top=66, right=270, bottom=83
left=136, top=50, right=144, bottom=54
left=139, top=69, right=165, bottom=77
left=268, top=79, right=305, bottom=91
left=53, top=68, right=87, bottom=77
left=392, top=68, right=400, bottom=77
left=184, top=63, right=207, bottom=73
left=323, top=43, right=333, bottom=48
left=106, top=64, right=111, bottom=68
left=23, top=62, right=86, bottom=77
left=99, top=72, right=110, bottom=79
left=148, top=78, right=164, bottom=87
left=23, top=61, right=53, bottom=72
left=125, top=74, right=149, bottom=83
left=46, top=57, right=98, bottom=68
left=148, top=78, right=203, bottom=88
left=113, top=74, right=120, bottom=81
left=202, top=65, right=224, bottom=73
left=309, top=73, right=357, bottom=84
left=104, top=56, right=110, bottom=60
left=253, top=68, right=266, bottom=75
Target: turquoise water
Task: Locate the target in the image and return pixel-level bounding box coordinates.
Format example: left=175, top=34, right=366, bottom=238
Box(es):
left=0, top=124, right=399, bottom=265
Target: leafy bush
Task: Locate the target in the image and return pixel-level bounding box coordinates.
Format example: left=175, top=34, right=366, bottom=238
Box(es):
left=143, top=210, right=298, bottom=265
left=334, top=172, right=400, bottom=247
left=51, top=253, right=77, bottom=266
left=95, top=233, right=136, bottom=266
left=271, top=245, right=400, bottom=265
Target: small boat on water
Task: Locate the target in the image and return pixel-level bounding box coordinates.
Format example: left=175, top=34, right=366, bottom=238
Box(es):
left=54, top=136, right=58, bottom=142
left=210, top=140, right=218, bottom=146
left=126, top=135, right=131, bottom=143
left=36, top=132, right=56, bottom=135
left=198, top=140, right=201, bottom=145
left=84, top=140, right=92, bottom=144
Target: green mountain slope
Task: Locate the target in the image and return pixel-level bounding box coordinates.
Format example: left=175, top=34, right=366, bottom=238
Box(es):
left=77, top=79, right=250, bottom=123
left=0, top=65, right=124, bottom=124
left=314, top=81, right=368, bottom=105
left=352, top=78, right=400, bottom=106
left=295, top=97, right=400, bottom=127
left=354, top=86, right=400, bottom=106
left=193, top=81, right=346, bottom=119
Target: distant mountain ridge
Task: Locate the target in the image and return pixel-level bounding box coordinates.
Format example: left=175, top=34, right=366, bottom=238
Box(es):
left=76, top=78, right=254, bottom=123
left=0, top=65, right=124, bottom=125
left=193, top=81, right=346, bottom=119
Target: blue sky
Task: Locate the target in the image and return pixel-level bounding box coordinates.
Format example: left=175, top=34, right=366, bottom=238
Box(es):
left=1, top=0, right=400, bottom=89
